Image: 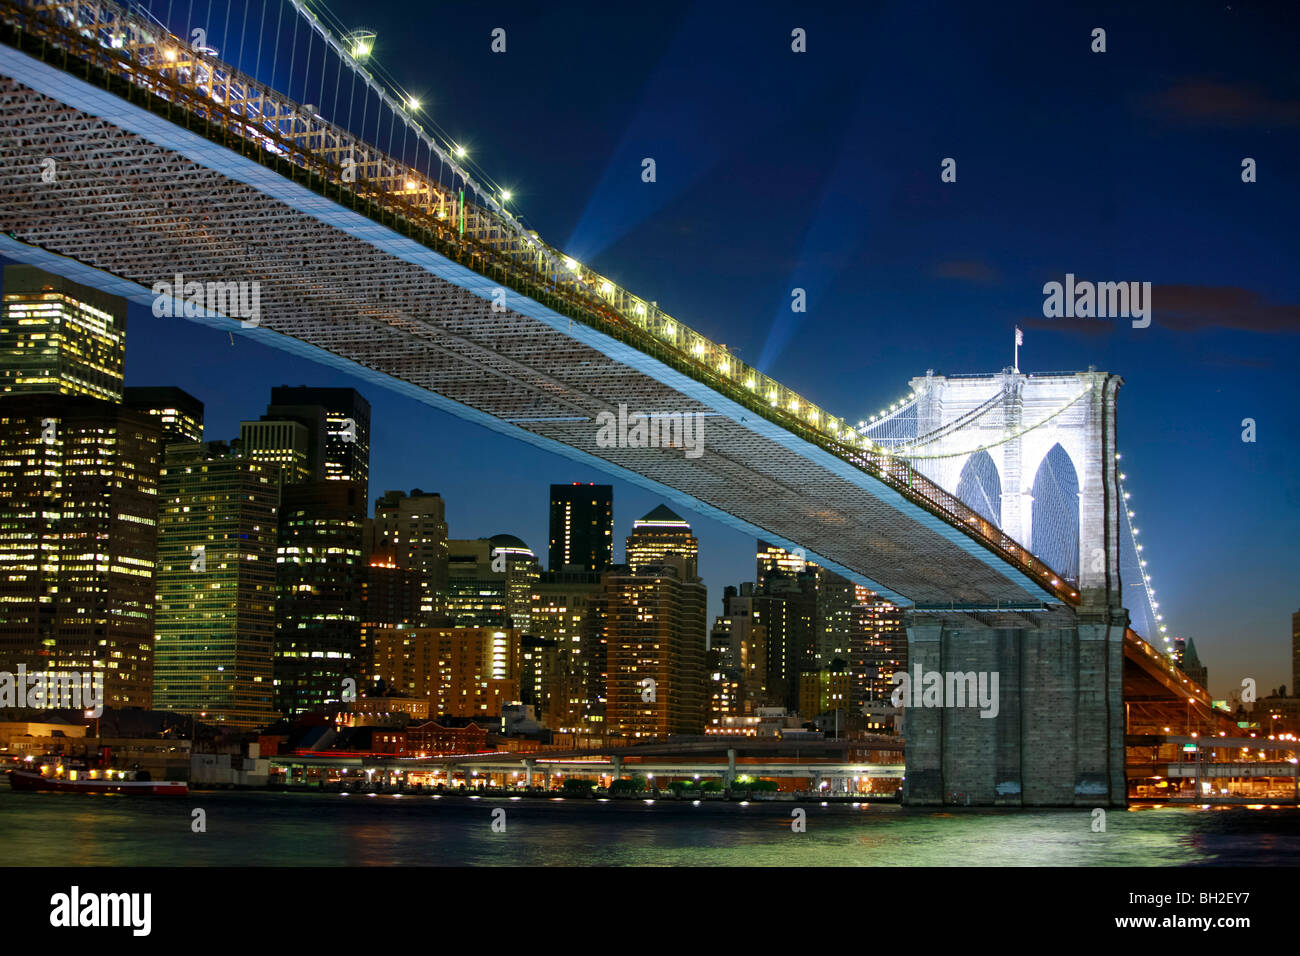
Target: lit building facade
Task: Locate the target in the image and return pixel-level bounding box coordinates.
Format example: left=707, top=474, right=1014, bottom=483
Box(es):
left=754, top=540, right=818, bottom=710
left=371, top=489, right=449, bottom=624
left=603, top=557, right=707, bottom=740
left=239, top=418, right=312, bottom=486
left=625, top=505, right=698, bottom=578
left=268, top=386, right=371, bottom=500
left=529, top=568, right=605, bottom=733
left=274, top=481, right=366, bottom=715
left=153, top=441, right=278, bottom=729
left=369, top=625, right=521, bottom=719
left=123, top=386, right=204, bottom=445
left=0, top=395, right=161, bottom=708
left=855, top=587, right=906, bottom=707
left=447, top=535, right=539, bottom=631
left=0, top=265, right=125, bottom=402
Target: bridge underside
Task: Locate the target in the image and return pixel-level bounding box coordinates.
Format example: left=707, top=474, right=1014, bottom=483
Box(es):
left=0, top=55, right=1063, bottom=610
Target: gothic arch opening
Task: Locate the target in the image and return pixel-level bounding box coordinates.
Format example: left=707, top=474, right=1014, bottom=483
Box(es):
left=1030, top=443, right=1080, bottom=583
left=955, top=450, right=1002, bottom=527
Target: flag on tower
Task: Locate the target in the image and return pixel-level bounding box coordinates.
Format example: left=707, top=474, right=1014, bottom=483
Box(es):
left=1015, top=326, right=1024, bottom=346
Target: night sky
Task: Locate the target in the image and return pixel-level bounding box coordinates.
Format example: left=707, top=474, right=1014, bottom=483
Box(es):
left=8, top=0, right=1298, bottom=698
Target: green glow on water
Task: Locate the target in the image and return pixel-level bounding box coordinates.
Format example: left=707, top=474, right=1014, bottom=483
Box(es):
left=1, top=790, right=1295, bottom=866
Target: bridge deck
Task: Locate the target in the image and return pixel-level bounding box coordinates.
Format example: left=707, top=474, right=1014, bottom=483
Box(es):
left=0, top=6, right=1076, bottom=608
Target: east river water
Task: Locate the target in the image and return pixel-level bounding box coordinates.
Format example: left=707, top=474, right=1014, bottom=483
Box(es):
left=4, top=789, right=1300, bottom=865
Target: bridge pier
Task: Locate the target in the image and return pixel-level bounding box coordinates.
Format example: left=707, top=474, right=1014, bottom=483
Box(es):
left=901, top=612, right=1126, bottom=807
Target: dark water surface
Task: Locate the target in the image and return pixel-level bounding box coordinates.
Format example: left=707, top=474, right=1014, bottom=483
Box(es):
left=3, top=789, right=1298, bottom=866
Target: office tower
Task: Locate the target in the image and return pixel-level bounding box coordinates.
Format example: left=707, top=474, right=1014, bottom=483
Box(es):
left=371, top=489, right=449, bottom=623
left=529, top=568, right=605, bottom=732
left=856, top=587, right=906, bottom=707
left=153, top=441, right=278, bottom=729
left=625, top=505, right=699, bottom=577
left=549, top=483, right=613, bottom=572
left=267, top=386, right=371, bottom=499
left=710, top=583, right=767, bottom=711
left=368, top=626, right=521, bottom=719
left=238, top=418, right=312, bottom=486
left=603, top=557, right=707, bottom=739
left=754, top=541, right=818, bottom=710
left=274, top=480, right=366, bottom=716
left=123, top=386, right=204, bottom=445
left=1, top=265, right=126, bottom=401
left=446, top=536, right=540, bottom=630
left=0, top=395, right=161, bottom=708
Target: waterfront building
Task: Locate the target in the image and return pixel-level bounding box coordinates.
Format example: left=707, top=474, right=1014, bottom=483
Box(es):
left=529, top=568, right=606, bottom=733
left=754, top=541, right=819, bottom=710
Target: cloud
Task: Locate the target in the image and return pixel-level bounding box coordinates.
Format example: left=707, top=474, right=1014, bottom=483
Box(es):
left=932, top=259, right=1000, bottom=285
left=1139, top=80, right=1300, bottom=128
left=1019, top=284, right=1300, bottom=336
left=1152, top=285, right=1300, bottom=334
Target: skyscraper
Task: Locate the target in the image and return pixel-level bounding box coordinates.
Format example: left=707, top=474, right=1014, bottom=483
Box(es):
left=1, top=265, right=126, bottom=402
left=371, top=489, right=449, bottom=624
left=549, top=483, right=613, bottom=572
left=0, top=395, right=161, bottom=708
left=446, top=535, right=540, bottom=630
left=268, top=386, right=371, bottom=499
left=710, top=583, right=767, bottom=711
left=603, top=557, right=707, bottom=739
left=123, top=386, right=204, bottom=445
left=529, top=568, right=606, bottom=732
left=625, top=505, right=699, bottom=578
left=153, top=441, right=278, bottom=729
left=754, top=541, right=818, bottom=710
left=274, top=480, right=367, bottom=716
left=239, top=418, right=312, bottom=486
left=855, top=588, right=906, bottom=708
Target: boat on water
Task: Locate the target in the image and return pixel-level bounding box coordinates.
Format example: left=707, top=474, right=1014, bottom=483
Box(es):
left=7, top=755, right=187, bottom=795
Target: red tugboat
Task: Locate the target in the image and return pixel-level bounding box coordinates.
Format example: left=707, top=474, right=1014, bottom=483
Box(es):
left=7, top=755, right=187, bottom=795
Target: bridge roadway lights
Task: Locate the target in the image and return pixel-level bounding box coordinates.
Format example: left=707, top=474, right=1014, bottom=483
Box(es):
left=901, top=612, right=1127, bottom=808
